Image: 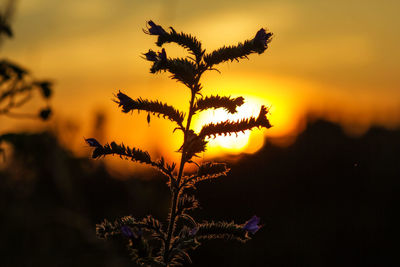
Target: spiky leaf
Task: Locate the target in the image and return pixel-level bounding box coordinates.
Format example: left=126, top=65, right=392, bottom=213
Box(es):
left=166, top=226, right=200, bottom=265
left=151, top=57, right=197, bottom=88
left=204, top=28, right=273, bottom=67
left=97, top=216, right=166, bottom=267
left=194, top=95, right=244, bottom=114
left=178, top=130, right=208, bottom=162
left=156, top=28, right=203, bottom=62
left=115, top=91, right=185, bottom=128
left=177, top=194, right=200, bottom=215
left=96, top=215, right=166, bottom=241
left=168, top=248, right=192, bottom=266
left=195, top=221, right=250, bottom=243
left=197, top=162, right=229, bottom=178
left=199, top=105, right=271, bottom=138
left=85, top=139, right=175, bottom=179
left=182, top=162, right=230, bottom=188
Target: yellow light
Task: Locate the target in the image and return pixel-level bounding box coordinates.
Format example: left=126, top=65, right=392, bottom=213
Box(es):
left=192, top=96, right=268, bottom=156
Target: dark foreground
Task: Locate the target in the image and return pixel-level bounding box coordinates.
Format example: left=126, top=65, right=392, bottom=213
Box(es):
left=1, top=119, right=399, bottom=266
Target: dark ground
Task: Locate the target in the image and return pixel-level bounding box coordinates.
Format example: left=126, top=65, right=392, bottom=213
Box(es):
left=1, top=119, right=399, bottom=267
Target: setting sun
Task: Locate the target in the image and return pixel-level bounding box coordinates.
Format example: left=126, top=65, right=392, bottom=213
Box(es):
left=192, top=95, right=270, bottom=156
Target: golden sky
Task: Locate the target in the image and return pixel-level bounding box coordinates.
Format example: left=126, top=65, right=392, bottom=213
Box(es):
left=1, top=0, right=400, bottom=172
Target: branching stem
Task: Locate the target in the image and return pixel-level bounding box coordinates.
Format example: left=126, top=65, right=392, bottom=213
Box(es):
left=90, top=21, right=273, bottom=266
left=164, top=70, right=201, bottom=264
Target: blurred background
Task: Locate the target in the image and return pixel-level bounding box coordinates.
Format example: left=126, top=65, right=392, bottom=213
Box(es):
left=1, top=0, right=399, bottom=266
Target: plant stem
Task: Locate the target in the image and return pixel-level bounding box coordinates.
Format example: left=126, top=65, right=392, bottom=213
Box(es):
left=164, top=86, right=197, bottom=263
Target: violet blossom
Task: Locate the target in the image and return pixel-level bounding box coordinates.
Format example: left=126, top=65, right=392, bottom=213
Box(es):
left=189, top=227, right=198, bottom=236
left=121, top=225, right=134, bottom=238
left=243, top=215, right=261, bottom=234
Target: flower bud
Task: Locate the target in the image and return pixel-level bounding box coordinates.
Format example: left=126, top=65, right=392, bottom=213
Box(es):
left=243, top=215, right=261, bottom=234
left=145, top=20, right=167, bottom=36
left=254, top=28, right=272, bottom=47
left=143, top=50, right=158, bottom=61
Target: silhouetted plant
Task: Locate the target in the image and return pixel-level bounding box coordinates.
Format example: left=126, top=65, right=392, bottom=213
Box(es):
left=0, top=59, right=52, bottom=119
left=0, top=0, right=53, bottom=159
left=0, top=1, right=52, bottom=120
left=87, top=20, right=273, bottom=266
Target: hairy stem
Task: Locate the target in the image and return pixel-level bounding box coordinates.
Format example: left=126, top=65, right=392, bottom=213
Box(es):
left=164, top=86, right=197, bottom=264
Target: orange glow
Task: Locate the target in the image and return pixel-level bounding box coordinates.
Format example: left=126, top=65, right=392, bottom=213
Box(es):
left=190, top=71, right=311, bottom=156
left=193, top=96, right=268, bottom=157
left=2, top=1, right=400, bottom=175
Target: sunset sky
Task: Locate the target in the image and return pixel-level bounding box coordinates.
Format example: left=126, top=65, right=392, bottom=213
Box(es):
left=1, top=0, right=400, bottom=170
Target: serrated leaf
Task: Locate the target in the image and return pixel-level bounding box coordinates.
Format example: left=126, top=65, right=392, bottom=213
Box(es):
left=204, top=29, right=273, bottom=67
left=151, top=57, right=198, bottom=88
left=194, top=95, right=244, bottom=114
left=85, top=139, right=175, bottom=179
left=178, top=130, right=208, bottom=162
left=196, top=221, right=250, bottom=243
left=115, top=91, right=185, bottom=128
left=182, top=162, right=230, bottom=188
left=199, top=105, right=271, bottom=139
left=156, top=28, right=203, bottom=62
left=177, top=194, right=200, bottom=215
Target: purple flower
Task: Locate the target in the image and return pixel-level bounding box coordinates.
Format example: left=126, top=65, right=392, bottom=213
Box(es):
left=254, top=28, right=272, bottom=47
left=144, top=20, right=167, bottom=36
left=189, top=227, right=198, bottom=236
left=121, top=225, right=142, bottom=240
left=243, top=215, right=261, bottom=234
left=85, top=138, right=102, bottom=148
left=143, top=50, right=158, bottom=61
left=121, top=225, right=134, bottom=238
